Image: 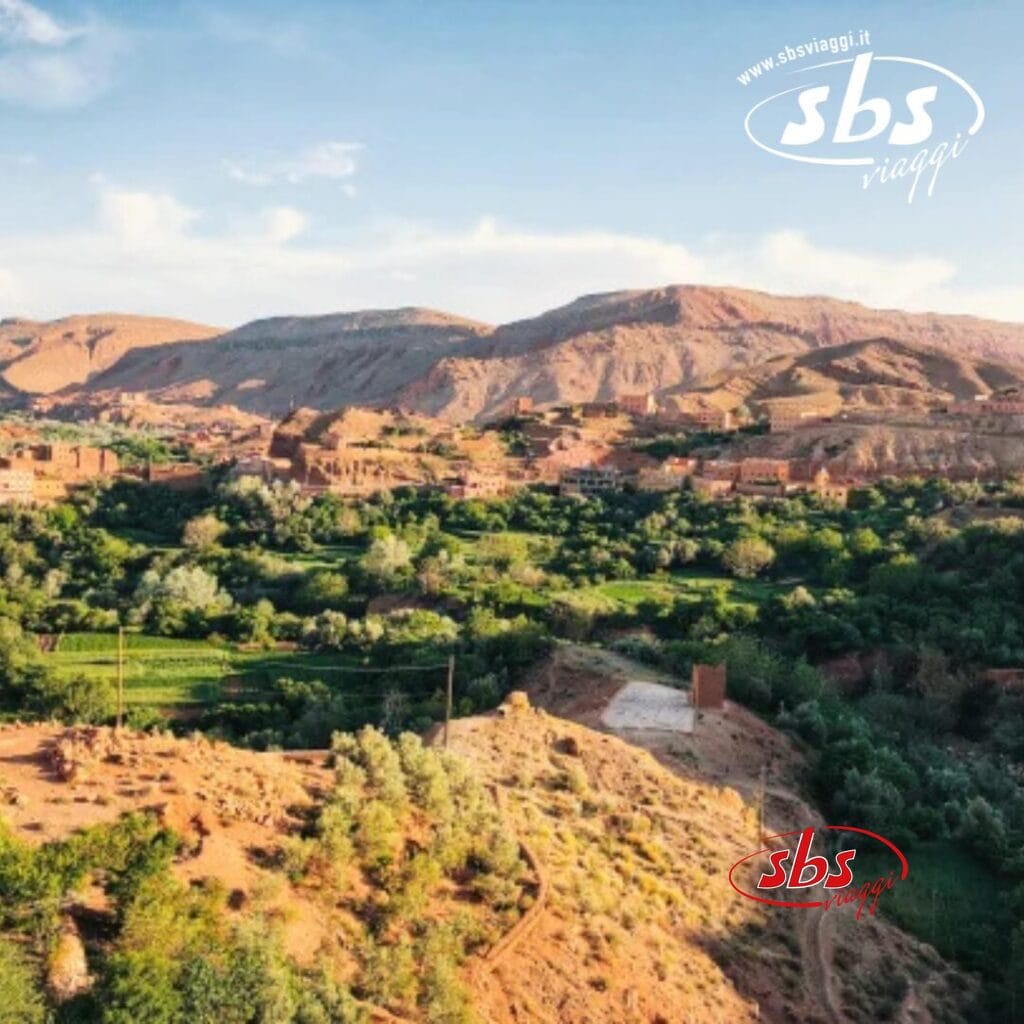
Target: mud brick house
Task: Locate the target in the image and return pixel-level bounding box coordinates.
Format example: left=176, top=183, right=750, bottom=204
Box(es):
left=0, top=443, right=121, bottom=503
left=32, top=477, right=72, bottom=503
left=520, top=421, right=568, bottom=457
left=0, top=469, right=34, bottom=505
left=144, top=462, right=208, bottom=490
left=686, top=407, right=735, bottom=431
left=580, top=401, right=621, bottom=419
left=230, top=455, right=290, bottom=484
left=734, top=480, right=787, bottom=498
left=657, top=403, right=735, bottom=431
left=559, top=465, right=621, bottom=497
left=5, top=443, right=120, bottom=478
left=443, top=469, right=510, bottom=499
left=692, top=663, right=726, bottom=709
left=618, top=392, right=658, bottom=417
left=811, top=467, right=850, bottom=506
left=690, top=476, right=734, bottom=499
left=702, top=459, right=742, bottom=482
left=738, top=458, right=792, bottom=484
left=948, top=394, right=1024, bottom=416
left=769, top=404, right=831, bottom=433
left=636, top=457, right=699, bottom=492
left=506, top=396, right=535, bottom=417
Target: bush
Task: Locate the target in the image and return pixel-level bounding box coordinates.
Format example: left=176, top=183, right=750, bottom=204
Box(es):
left=0, top=938, right=44, bottom=1024
left=32, top=672, right=115, bottom=724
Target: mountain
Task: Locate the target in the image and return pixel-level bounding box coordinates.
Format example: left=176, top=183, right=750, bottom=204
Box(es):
left=0, top=314, right=220, bottom=396
left=682, top=335, right=1024, bottom=417
left=399, top=288, right=1024, bottom=421
left=20, top=286, right=1024, bottom=420
left=75, top=308, right=490, bottom=413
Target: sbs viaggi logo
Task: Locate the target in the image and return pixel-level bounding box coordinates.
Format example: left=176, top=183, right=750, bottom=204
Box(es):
left=728, top=825, right=909, bottom=920
left=738, top=30, right=985, bottom=202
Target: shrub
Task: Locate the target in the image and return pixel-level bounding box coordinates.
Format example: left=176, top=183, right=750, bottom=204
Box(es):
left=0, top=938, right=44, bottom=1024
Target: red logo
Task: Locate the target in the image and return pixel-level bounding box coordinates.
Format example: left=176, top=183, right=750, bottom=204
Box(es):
left=728, top=825, right=909, bottom=919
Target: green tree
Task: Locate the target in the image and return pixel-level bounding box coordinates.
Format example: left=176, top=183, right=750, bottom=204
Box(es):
left=722, top=537, right=776, bottom=579
left=361, top=534, right=413, bottom=587
left=182, top=514, right=228, bottom=551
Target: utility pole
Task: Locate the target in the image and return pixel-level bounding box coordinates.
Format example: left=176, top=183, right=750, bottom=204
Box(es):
left=756, top=764, right=766, bottom=841
left=443, top=654, right=455, bottom=749
left=116, top=625, right=125, bottom=730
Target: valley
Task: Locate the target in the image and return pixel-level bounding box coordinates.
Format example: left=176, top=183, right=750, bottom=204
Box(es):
left=1, top=284, right=1023, bottom=1022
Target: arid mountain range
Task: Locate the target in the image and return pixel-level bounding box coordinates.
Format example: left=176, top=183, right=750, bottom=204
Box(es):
left=6, top=285, right=1024, bottom=421
left=0, top=314, right=220, bottom=398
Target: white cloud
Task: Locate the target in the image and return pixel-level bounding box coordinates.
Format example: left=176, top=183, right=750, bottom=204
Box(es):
left=225, top=142, right=362, bottom=189
left=98, top=188, right=199, bottom=247
left=0, top=186, right=1021, bottom=329
left=0, top=0, right=77, bottom=46
left=262, top=206, right=308, bottom=244
left=0, top=2, right=125, bottom=109
left=707, top=231, right=959, bottom=312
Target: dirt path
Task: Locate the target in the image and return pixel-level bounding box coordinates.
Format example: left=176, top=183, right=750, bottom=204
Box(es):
left=531, top=644, right=847, bottom=1023
left=801, top=890, right=844, bottom=1024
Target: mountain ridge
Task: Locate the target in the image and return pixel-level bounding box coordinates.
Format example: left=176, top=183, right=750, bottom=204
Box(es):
left=8, top=285, right=1024, bottom=421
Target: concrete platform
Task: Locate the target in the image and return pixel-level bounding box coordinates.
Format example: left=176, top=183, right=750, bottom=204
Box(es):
left=600, top=680, right=695, bottom=733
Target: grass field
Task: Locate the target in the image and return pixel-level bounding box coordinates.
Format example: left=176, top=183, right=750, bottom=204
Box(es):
left=46, top=632, right=379, bottom=709
left=557, top=571, right=785, bottom=612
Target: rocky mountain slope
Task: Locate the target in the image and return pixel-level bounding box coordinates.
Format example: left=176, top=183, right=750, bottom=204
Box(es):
left=399, top=287, right=1024, bottom=422
left=685, top=335, right=1024, bottom=417
left=0, top=314, right=220, bottom=396
left=76, top=308, right=490, bottom=413
left=12, top=286, right=1024, bottom=422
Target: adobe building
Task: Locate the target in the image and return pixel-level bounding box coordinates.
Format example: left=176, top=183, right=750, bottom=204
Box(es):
left=690, top=475, right=735, bottom=499
left=636, top=456, right=699, bottom=492
left=739, top=458, right=792, bottom=484
left=618, top=392, right=658, bottom=418
left=702, top=459, right=742, bottom=482
left=948, top=393, right=1024, bottom=417
left=506, top=396, right=535, bottom=417
left=580, top=401, right=621, bottom=419
left=659, top=404, right=736, bottom=432
left=443, top=469, right=510, bottom=499
left=0, top=443, right=121, bottom=503
left=810, top=467, right=850, bottom=506
left=0, top=469, right=34, bottom=505
left=689, top=407, right=735, bottom=431
left=769, top=404, right=831, bottom=433
left=145, top=462, right=208, bottom=490
left=691, top=663, right=726, bottom=709
left=558, top=465, right=621, bottom=497
left=5, top=443, right=120, bottom=478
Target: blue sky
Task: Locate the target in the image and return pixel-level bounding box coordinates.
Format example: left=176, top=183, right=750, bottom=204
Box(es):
left=0, top=0, right=1019, bottom=326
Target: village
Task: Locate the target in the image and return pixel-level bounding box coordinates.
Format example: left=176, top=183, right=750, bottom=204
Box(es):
left=0, top=386, right=1022, bottom=508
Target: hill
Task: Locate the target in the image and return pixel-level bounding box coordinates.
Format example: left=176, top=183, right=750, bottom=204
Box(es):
left=0, top=691, right=977, bottom=1023
left=27, top=286, right=1024, bottom=422
left=679, top=335, right=1024, bottom=418
left=75, top=308, right=491, bottom=414
left=0, top=314, right=220, bottom=396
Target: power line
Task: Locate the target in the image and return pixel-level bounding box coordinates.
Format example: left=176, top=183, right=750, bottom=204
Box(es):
left=250, top=660, right=451, bottom=674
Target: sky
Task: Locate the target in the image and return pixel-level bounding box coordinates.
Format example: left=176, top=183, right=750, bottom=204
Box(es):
left=0, top=0, right=1019, bottom=327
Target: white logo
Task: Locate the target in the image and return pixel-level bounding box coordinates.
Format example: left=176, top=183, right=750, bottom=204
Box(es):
left=739, top=41, right=985, bottom=202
